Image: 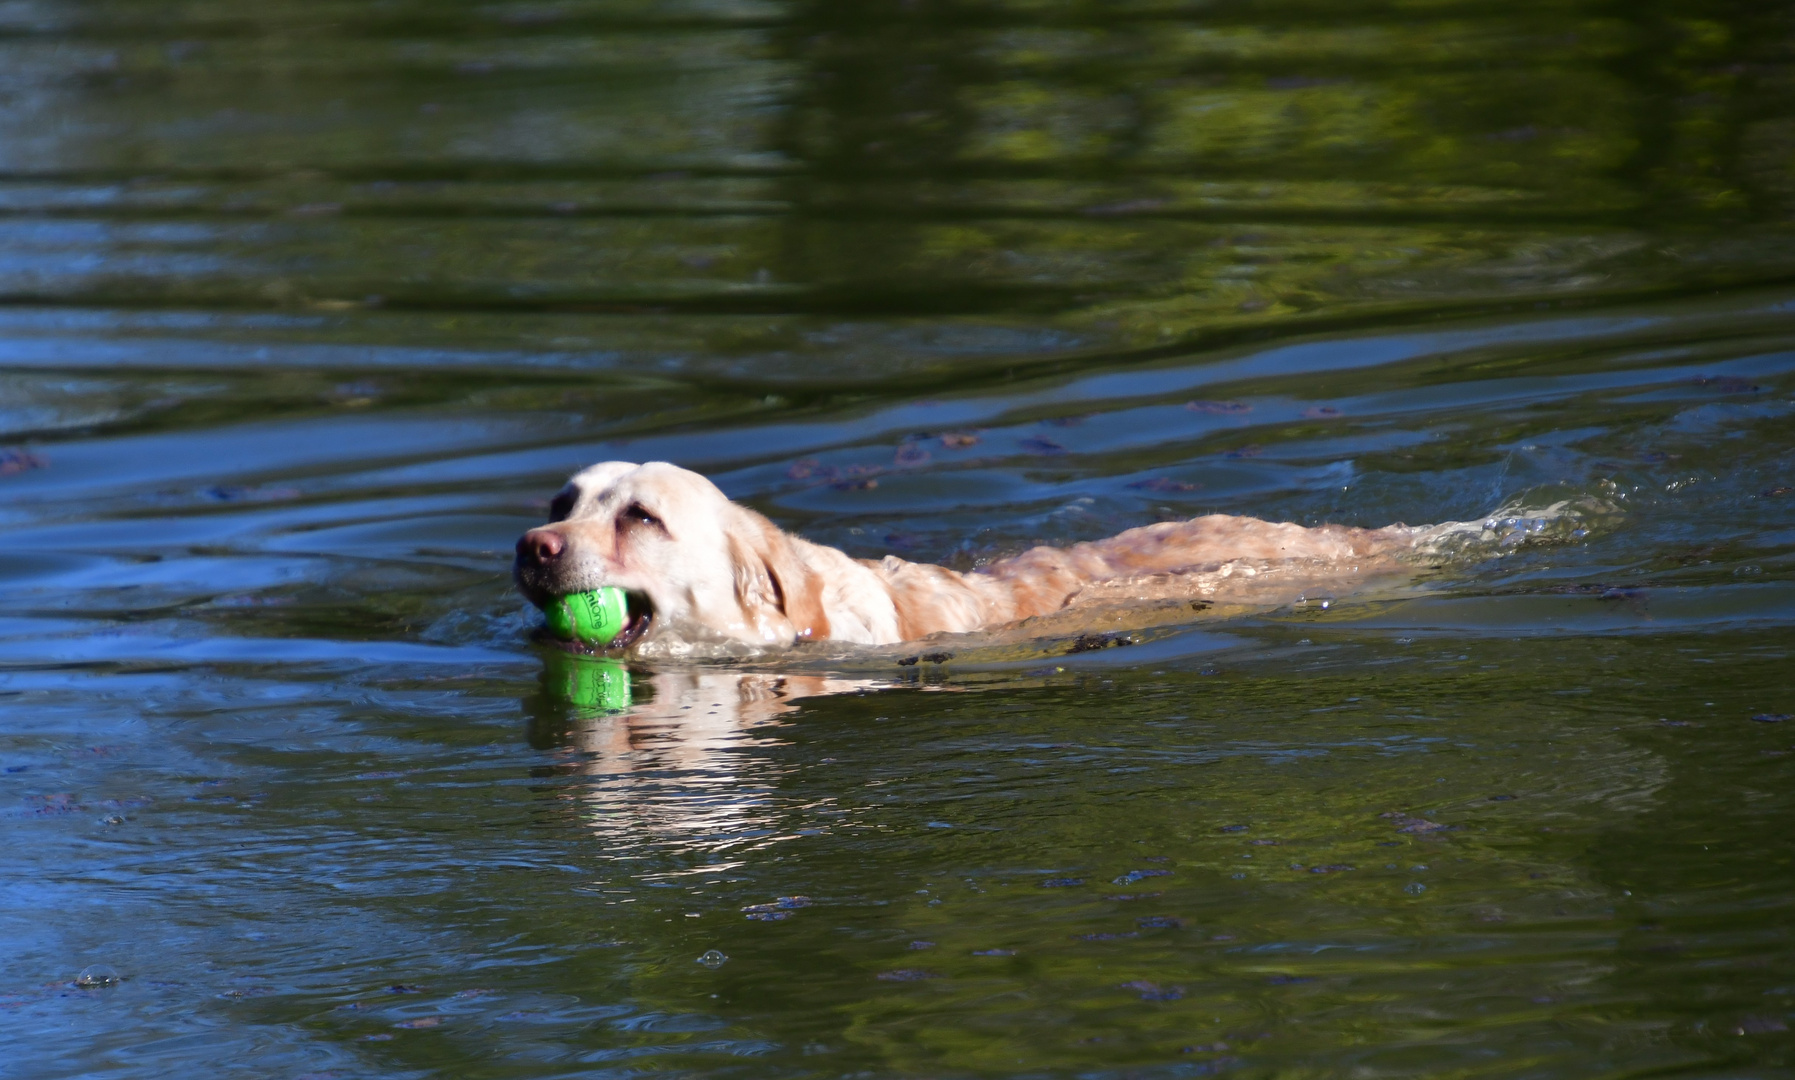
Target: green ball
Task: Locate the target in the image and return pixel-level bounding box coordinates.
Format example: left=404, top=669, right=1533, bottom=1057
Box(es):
left=545, top=587, right=630, bottom=647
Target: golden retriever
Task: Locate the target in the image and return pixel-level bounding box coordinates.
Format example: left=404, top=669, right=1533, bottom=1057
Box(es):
left=512, top=460, right=1528, bottom=654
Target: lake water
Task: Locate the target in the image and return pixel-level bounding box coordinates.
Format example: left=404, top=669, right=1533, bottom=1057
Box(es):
left=4, top=1, right=1795, bottom=1076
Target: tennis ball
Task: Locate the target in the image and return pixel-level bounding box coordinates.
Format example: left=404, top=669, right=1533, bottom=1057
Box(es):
left=545, top=587, right=630, bottom=647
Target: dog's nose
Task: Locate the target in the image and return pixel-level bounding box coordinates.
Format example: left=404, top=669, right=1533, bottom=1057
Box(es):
left=516, top=528, right=566, bottom=564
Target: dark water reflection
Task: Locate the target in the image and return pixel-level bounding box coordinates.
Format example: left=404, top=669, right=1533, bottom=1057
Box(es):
left=4, top=0, right=1795, bottom=1076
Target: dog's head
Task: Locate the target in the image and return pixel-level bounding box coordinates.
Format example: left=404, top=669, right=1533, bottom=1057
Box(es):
left=513, top=461, right=829, bottom=650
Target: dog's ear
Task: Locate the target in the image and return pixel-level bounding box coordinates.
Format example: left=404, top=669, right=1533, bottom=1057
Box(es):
left=726, top=512, right=831, bottom=644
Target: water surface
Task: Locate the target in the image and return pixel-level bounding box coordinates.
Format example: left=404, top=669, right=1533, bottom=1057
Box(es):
left=4, top=1, right=1795, bottom=1077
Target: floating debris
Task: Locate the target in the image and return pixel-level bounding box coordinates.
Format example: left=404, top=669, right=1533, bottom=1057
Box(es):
left=742, top=896, right=812, bottom=918
left=1112, top=869, right=1172, bottom=884
left=897, top=652, right=954, bottom=667
left=1120, top=979, right=1184, bottom=1001
left=1381, top=812, right=1452, bottom=833
left=1068, top=633, right=1135, bottom=654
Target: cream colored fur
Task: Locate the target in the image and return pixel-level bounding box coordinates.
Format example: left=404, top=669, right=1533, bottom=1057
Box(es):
left=513, top=460, right=1464, bottom=652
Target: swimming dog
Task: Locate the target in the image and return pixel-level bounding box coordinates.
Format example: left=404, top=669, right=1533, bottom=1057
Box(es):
left=513, top=460, right=1490, bottom=652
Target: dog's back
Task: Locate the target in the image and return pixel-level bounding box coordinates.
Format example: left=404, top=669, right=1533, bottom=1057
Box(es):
left=854, top=515, right=1424, bottom=641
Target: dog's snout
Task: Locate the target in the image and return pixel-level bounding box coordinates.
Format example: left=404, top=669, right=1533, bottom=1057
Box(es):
left=517, top=527, right=566, bottom=565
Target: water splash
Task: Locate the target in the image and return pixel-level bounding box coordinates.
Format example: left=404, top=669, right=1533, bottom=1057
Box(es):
left=1411, top=491, right=1623, bottom=561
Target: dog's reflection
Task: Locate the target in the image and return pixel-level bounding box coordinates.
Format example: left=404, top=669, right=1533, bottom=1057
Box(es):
left=527, top=653, right=881, bottom=846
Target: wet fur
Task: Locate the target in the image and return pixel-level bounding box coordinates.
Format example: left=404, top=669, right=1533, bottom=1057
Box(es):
left=514, top=461, right=1438, bottom=651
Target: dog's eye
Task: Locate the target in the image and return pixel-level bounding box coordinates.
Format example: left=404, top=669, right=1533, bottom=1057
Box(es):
left=621, top=503, right=664, bottom=531
left=548, top=490, right=577, bottom=522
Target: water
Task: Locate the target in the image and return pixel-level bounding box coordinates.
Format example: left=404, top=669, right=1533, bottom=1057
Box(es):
left=3, top=1, right=1795, bottom=1076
